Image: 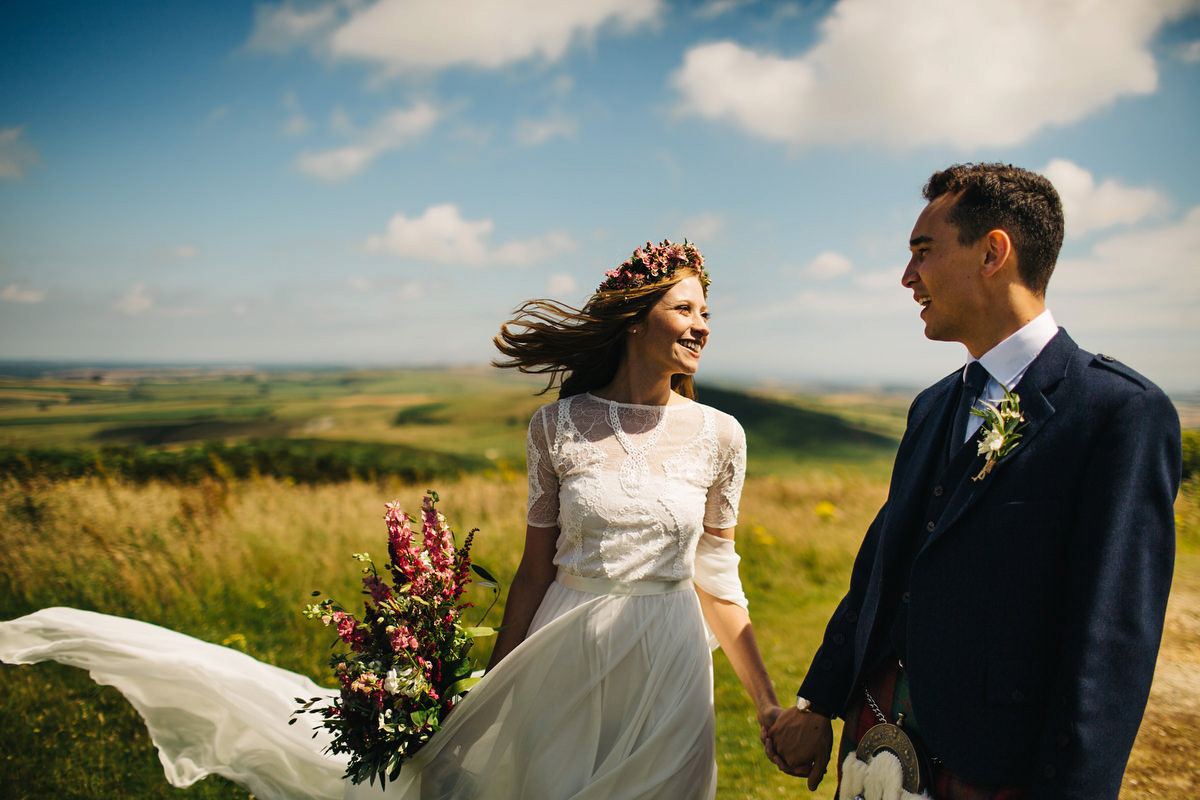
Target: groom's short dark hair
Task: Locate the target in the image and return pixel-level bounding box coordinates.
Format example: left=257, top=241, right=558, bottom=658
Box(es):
left=924, top=163, right=1064, bottom=297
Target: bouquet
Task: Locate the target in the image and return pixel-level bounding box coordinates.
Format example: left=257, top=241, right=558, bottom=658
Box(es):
left=293, top=490, right=498, bottom=787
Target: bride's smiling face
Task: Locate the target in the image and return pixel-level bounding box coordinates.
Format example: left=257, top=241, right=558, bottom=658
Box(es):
left=626, top=276, right=709, bottom=378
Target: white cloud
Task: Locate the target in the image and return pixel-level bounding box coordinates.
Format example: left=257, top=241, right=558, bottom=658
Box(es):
left=672, top=0, right=1196, bottom=150
left=492, top=232, right=575, bottom=265
left=1043, top=159, right=1169, bottom=237
left=246, top=2, right=338, bottom=52
left=283, top=115, right=309, bottom=136
left=1049, top=207, right=1200, bottom=384
left=113, top=284, right=153, bottom=316
left=282, top=91, right=310, bottom=136
left=397, top=281, right=426, bottom=301
left=295, top=102, right=438, bottom=181
left=366, top=205, right=492, bottom=263
left=853, top=267, right=902, bottom=292
left=514, top=114, right=579, bottom=146
left=678, top=213, right=725, bottom=243
left=0, top=127, right=41, bottom=180
left=747, top=283, right=908, bottom=324
left=548, top=274, right=578, bottom=297
left=694, top=0, right=753, bottom=19
left=364, top=203, right=576, bottom=266
left=1053, top=206, right=1200, bottom=299
left=1182, top=39, right=1200, bottom=63
left=327, top=0, right=661, bottom=75
left=206, top=106, right=231, bottom=124
left=549, top=75, right=575, bottom=96
left=2, top=283, right=46, bottom=304
left=330, top=108, right=355, bottom=138
left=803, top=250, right=852, bottom=279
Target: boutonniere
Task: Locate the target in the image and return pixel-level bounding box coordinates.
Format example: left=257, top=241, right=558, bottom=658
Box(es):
left=970, top=389, right=1027, bottom=481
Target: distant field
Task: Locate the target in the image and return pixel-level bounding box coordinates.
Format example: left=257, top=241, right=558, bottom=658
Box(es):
left=0, top=366, right=1195, bottom=799
left=0, top=367, right=908, bottom=480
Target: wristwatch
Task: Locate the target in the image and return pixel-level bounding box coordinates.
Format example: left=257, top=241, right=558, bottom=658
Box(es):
left=795, top=696, right=830, bottom=716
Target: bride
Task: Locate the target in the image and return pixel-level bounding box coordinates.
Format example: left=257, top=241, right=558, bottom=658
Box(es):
left=1, top=239, right=783, bottom=799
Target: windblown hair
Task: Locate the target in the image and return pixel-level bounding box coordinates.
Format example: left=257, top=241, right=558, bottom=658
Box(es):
left=493, top=266, right=706, bottom=400
left=924, top=163, right=1064, bottom=296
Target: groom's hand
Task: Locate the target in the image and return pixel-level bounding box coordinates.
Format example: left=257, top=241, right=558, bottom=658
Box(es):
left=762, top=705, right=833, bottom=790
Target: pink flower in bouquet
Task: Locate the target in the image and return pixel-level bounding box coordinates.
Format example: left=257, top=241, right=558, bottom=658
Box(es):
left=364, top=574, right=392, bottom=603
left=420, top=493, right=457, bottom=585
left=388, top=623, right=419, bottom=652
left=350, top=671, right=383, bottom=695
left=295, top=491, right=499, bottom=789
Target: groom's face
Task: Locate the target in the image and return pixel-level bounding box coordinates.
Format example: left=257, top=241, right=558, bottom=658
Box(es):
left=902, top=194, right=992, bottom=351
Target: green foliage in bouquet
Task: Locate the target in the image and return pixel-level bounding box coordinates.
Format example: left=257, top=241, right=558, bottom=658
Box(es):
left=294, top=491, right=498, bottom=787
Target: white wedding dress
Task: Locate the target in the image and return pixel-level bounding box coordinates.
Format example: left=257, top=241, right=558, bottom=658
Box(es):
left=1, top=392, right=747, bottom=800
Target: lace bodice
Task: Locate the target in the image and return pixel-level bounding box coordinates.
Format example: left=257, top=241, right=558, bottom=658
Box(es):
left=526, top=392, right=746, bottom=582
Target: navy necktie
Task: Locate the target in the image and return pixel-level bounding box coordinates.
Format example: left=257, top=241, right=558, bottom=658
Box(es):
left=949, top=361, right=989, bottom=455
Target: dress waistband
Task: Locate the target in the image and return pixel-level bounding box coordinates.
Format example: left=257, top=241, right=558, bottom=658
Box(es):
left=556, top=570, right=693, bottom=596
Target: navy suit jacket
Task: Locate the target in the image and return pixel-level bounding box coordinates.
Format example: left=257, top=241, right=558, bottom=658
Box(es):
left=798, top=329, right=1181, bottom=798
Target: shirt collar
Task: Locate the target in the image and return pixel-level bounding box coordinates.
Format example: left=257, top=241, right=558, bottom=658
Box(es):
left=973, top=309, right=1058, bottom=391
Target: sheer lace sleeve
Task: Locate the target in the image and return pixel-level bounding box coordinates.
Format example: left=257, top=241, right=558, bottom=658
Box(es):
left=703, top=413, right=745, bottom=529
left=525, top=404, right=560, bottom=528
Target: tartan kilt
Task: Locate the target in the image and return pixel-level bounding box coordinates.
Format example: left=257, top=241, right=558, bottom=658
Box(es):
left=838, top=658, right=1028, bottom=800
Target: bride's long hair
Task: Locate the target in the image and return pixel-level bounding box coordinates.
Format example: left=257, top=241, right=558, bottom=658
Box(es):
left=492, top=265, right=707, bottom=400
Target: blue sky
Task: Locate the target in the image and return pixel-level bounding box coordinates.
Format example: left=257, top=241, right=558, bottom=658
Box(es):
left=2, top=0, right=1199, bottom=394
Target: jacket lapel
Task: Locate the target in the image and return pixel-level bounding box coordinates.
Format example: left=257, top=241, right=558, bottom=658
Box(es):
left=921, top=329, right=1075, bottom=549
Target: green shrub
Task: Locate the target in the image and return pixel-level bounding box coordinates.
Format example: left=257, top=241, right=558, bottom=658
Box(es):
left=1182, top=429, right=1199, bottom=480
left=0, top=439, right=491, bottom=486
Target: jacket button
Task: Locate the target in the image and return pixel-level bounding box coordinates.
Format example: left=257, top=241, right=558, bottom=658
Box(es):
left=1011, top=689, right=1024, bottom=702
left=832, top=633, right=845, bottom=645
left=926, top=521, right=936, bottom=532
left=933, top=485, right=944, bottom=496
left=901, top=592, right=911, bottom=604
left=845, top=611, right=858, bottom=623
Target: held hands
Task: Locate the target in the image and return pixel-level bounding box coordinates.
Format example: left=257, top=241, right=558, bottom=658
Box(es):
left=762, top=705, right=833, bottom=791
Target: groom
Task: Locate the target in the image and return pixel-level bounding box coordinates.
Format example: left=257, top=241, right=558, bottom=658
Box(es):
left=764, top=163, right=1181, bottom=798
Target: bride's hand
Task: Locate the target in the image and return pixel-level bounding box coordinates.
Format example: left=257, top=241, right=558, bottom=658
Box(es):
left=756, top=702, right=783, bottom=738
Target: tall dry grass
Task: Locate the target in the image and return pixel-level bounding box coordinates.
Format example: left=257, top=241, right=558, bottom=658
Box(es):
left=1, top=470, right=877, bottom=798
left=3, top=471, right=1196, bottom=798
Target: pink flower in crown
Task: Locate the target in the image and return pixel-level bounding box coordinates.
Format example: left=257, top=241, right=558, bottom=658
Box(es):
left=596, top=238, right=709, bottom=293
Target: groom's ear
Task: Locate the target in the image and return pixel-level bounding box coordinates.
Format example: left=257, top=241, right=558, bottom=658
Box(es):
left=980, top=229, right=1014, bottom=278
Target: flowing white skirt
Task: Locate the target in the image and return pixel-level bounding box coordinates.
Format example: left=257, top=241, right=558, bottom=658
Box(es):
left=0, top=577, right=717, bottom=800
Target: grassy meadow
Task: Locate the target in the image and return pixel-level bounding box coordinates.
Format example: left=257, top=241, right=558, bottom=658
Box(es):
left=0, top=366, right=1196, bottom=799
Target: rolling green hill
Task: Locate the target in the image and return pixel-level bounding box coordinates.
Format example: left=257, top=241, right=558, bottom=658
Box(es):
left=0, top=368, right=902, bottom=482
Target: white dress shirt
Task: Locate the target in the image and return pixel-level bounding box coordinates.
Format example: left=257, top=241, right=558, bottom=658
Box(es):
left=960, top=310, right=1058, bottom=442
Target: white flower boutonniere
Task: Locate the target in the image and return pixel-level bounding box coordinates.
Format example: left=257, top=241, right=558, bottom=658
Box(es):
left=970, top=389, right=1027, bottom=482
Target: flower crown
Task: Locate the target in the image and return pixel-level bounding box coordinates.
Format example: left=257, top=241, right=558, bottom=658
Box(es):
left=597, top=239, right=709, bottom=294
